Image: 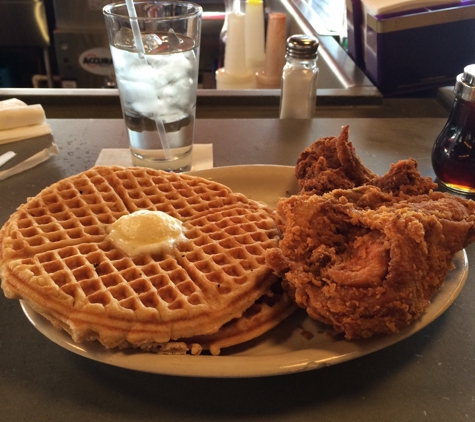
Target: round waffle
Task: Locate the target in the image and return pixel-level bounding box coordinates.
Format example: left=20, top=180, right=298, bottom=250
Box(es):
left=183, top=276, right=297, bottom=355
left=0, top=166, right=284, bottom=352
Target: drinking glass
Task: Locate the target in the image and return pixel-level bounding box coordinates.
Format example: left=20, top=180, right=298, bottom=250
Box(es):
left=103, top=1, right=202, bottom=172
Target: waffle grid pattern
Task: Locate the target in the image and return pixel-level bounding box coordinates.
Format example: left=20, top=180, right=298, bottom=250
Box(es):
left=1, top=166, right=282, bottom=349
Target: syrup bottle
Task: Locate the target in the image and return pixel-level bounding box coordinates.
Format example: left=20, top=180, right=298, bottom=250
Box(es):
left=432, top=64, right=475, bottom=194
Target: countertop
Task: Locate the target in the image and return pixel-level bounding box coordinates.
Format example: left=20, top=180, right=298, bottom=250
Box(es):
left=1, top=118, right=474, bottom=421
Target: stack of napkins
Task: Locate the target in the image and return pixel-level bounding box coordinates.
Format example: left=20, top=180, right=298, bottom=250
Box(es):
left=95, top=145, right=214, bottom=171
left=0, top=98, right=52, bottom=145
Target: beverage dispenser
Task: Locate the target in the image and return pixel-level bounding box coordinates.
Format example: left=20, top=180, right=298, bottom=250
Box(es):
left=53, top=0, right=114, bottom=88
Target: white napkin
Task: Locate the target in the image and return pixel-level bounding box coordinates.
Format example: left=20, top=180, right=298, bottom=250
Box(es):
left=0, top=123, right=52, bottom=145
left=0, top=98, right=52, bottom=145
left=95, top=144, right=214, bottom=170
left=0, top=98, right=26, bottom=109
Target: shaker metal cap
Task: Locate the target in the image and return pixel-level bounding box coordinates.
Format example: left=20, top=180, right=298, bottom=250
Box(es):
left=455, top=64, right=475, bottom=101
left=286, top=34, right=319, bottom=59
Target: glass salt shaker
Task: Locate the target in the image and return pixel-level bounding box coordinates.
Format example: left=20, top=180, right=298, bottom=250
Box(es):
left=279, top=34, right=319, bottom=119
left=432, top=64, right=475, bottom=194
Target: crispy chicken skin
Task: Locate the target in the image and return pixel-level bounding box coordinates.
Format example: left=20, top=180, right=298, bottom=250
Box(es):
left=296, top=126, right=376, bottom=195
left=370, top=159, right=437, bottom=196
left=266, top=185, right=475, bottom=340
left=296, top=125, right=437, bottom=196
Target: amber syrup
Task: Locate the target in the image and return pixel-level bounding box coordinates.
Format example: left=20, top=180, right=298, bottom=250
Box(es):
left=432, top=97, right=475, bottom=194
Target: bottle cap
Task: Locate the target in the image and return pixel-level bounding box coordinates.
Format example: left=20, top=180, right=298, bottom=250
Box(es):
left=455, top=64, right=475, bottom=101
left=285, top=35, right=319, bottom=60
left=462, top=64, right=475, bottom=86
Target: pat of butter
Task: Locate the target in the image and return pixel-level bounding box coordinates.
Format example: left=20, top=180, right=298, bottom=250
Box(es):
left=107, top=210, right=186, bottom=256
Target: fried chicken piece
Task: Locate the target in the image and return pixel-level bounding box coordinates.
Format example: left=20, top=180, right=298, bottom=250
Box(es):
left=296, top=126, right=437, bottom=196
left=370, top=159, right=437, bottom=195
left=296, top=125, right=376, bottom=195
left=265, top=186, right=475, bottom=340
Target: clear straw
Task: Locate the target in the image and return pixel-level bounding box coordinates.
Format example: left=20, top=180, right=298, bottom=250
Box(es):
left=125, top=0, right=146, bottom=59
left=125, top=0, right=172, bottom=160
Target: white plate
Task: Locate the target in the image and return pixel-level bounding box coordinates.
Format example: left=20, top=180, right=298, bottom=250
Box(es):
left=20, top=165, right=469, bottom=378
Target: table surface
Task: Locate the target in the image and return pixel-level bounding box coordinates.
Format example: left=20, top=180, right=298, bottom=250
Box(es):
left=1, top=118, right=474, bottom=422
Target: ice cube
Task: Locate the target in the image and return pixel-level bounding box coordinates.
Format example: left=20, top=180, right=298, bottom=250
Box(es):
left=142, top=33, right=163, bottom=54
left=114, top=27, right=135, bottom=50
left=167, top=28, right=182, bottom=53
left=120, top=80, right=157, bottom=110
left=154, top=53, right=192, bottom=82
left=173, top=79, right=196, bottom=109
left=116, top=52, right=155, bottom=83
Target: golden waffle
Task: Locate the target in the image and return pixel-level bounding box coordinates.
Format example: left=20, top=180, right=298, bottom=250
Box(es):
left=138, top=276, right=297, bottom=356
left=0, top=166, right=284, bottom=352
left=183, top=277, right=297, bottom=355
